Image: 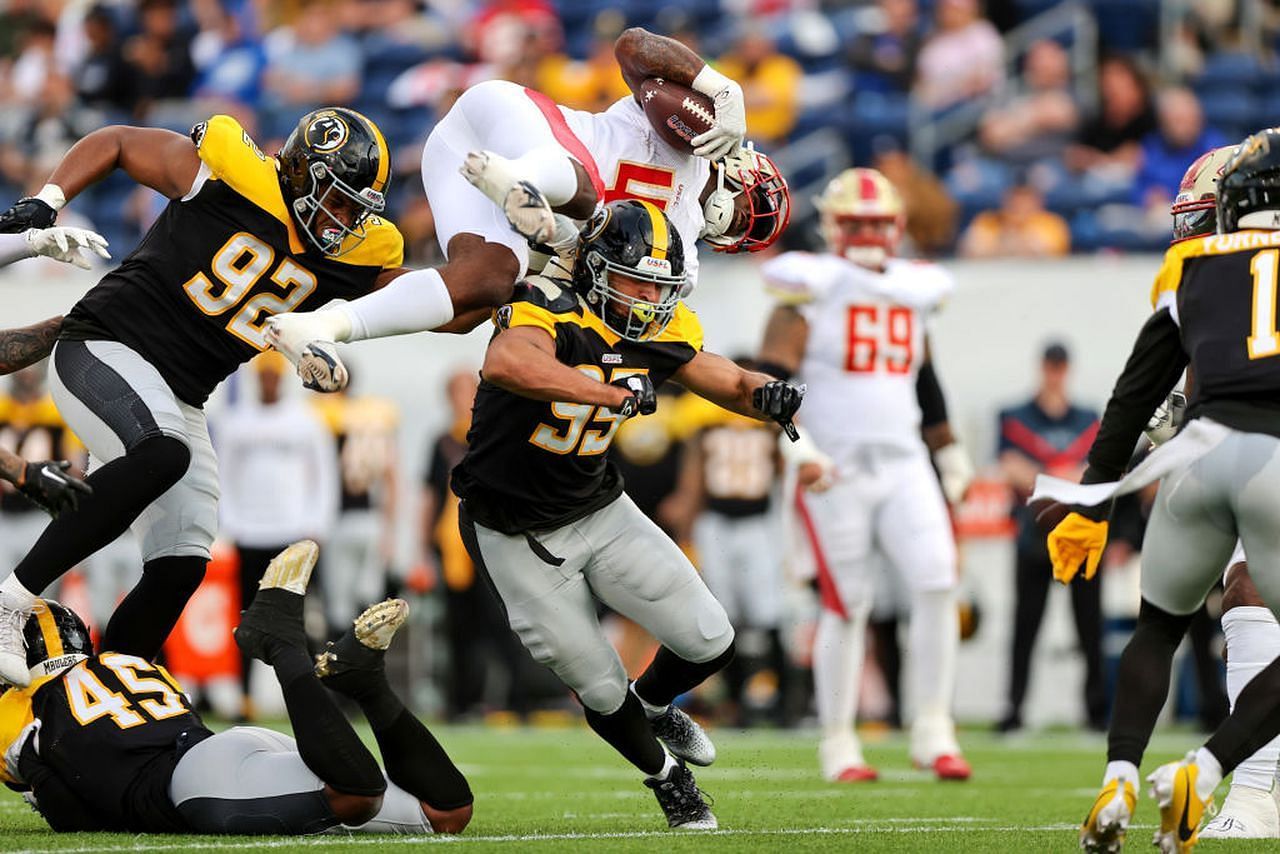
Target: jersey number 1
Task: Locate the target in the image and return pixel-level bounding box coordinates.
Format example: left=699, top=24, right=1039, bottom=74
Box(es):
left=183, top=232, right=318, bottom=350
left=1249, top=249, right=1280, bottom=360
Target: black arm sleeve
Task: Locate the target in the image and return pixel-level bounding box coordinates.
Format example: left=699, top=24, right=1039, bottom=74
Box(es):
left=17, top=737, right=108, bottom=832
left=1083, top=308, right=1189, bottom=485
left=916, top=358, right=949, bottom=429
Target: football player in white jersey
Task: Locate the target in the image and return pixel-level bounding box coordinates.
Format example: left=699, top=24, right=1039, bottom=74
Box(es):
left=758, top=168, right=974, bottom=783
left=265, top=27, right=790, bottom=385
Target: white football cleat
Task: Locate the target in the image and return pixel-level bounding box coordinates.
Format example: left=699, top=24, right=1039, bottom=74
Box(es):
left=1079, top=776, right=1136, bottom=853
left=1199, top=784, right=1280, bottom=839
left=0, top=585, right=35, bottom=686
left=460, top=151, right=555, bottom=245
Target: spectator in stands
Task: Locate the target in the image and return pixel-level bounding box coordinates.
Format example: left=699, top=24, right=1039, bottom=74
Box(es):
left=5, top=19, right=57, bottom=108
left=874, top=147, right=957, bottom=255
left=846, top=0, right=922, bottom=94
left=261, top=0, right=360, bottom=133
left=1064, top=55, right=1155, bottom=182
left=536, top=10, right=630, bottom=113
left=913, top=0, right=1003, bottom=110
left=1132, top=87, right=1226, bottom=212
left=191, top=0, right=267, bottom=110
left=73, top=6, right=134, bottom=116
left=716, top=23, right=803, bottom=146
left=979, top=39, right=1079, bottom=164
left=960, top=182, right=1070, bottom=258
left=995, top=343, right=1106, bottom=733
left=123, top=0, right=197, bottom=116
left=465, top=0, right=560, bottom=65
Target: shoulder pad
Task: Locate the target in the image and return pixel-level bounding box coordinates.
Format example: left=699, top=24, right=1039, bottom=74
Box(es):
left=885, top=259, right=954, bottom=310
left=654, top=302, right=703, bottom=350
left=193, top=115, right=300, bottom=245
left=512, top=277, right=582, bottom=314
left=761, top=252, right=833, bottom=305
left=334, top=216, right=405, bottom=269
left=1149, top=242, right=1192, bottom=311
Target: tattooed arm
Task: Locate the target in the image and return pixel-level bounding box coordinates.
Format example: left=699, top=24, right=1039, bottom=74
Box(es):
left=0, top=316, right=62, bottom=374
left=0, top=449, right=23, bottom=485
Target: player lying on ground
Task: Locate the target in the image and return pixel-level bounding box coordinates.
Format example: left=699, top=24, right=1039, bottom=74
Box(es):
left=0, top=106, right=413, bottom=686
left=0, top=541, right=472, bottom=835
left=452, top=200, right=803, bottom=830
left=1033, top=129, right=1280, bottom=853
left=758, top=168, right=972, bottom=783
left=265, top=27, right=790, bottom=386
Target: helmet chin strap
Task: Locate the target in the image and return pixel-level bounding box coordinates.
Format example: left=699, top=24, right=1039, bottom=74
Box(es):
left=700, top=165, right=740, bottom=239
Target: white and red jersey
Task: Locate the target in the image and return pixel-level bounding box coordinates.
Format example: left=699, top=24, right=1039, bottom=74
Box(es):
left=559, top=96, right=711, bottom=285
left=762, top=252, right=954, bottom=460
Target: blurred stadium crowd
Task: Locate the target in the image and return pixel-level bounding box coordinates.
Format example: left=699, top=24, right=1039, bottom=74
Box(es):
left=0, top=0, right=1261, bottom=727
left=4, top=0, right=1280, bottom=261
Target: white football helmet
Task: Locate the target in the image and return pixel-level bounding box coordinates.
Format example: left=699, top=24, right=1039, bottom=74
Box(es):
left=815, top=168, right=905, bottom=268
left=1171, top=144, right=1236, bottom=243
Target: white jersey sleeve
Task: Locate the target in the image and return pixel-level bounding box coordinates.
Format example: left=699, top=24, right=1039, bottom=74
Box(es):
left=761, top=252, right=841, bottom=309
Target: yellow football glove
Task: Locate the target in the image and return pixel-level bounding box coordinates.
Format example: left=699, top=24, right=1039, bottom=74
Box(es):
left=1047, top=512, right=1109, bottom=584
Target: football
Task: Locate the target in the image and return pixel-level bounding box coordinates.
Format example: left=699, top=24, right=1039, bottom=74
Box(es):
left=639, top=77, right=715, bottom=153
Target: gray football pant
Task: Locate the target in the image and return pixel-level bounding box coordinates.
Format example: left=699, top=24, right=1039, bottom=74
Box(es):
left=169, top=727, right=431, bottom=835
left=467, top=493, right=735, bottom=714
left=1142, top=429, right=1280, bottom=616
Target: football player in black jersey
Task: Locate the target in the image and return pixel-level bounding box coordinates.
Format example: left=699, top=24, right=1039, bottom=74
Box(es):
left=1038, top=128, right=1280, bottom=852
left=0, top=107, right=415, bottom=686
left=452, top=200, right=802, bottom=830
left=0, top=542, right=472, bottom=835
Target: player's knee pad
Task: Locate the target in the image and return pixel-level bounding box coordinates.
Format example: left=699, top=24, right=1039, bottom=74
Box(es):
left=575, top=671, right=629, bottom=715
left=1134, top=598, right=1195, bottom=647
left=129, top=434, right=192, bottom=490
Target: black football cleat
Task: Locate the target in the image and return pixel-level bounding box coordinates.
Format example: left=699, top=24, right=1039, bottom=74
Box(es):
left=233, top=540, right=317, bottom=663
left=644, top=760, right=718, bottom=830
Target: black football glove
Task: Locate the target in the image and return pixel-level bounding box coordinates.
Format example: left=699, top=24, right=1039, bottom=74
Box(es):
left=753, top=380, right=805, bottom=441
left=0, top=198, right=57, bottom=234
left=19, top=461, right=92, bottom=517
left=609, top=374, right=657, bottom=418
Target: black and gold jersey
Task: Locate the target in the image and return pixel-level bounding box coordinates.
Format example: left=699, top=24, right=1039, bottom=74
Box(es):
left=0, top=395, right=79, bottom=514
left=0, top=653, right=208, bottom=831
left=312, top=394, right=398, bottom=512
left=452, top=279, right=703, bottom=534
left=60, top=115, right=404, bottom=407
left=1154, top=230, right=1280, bottom=434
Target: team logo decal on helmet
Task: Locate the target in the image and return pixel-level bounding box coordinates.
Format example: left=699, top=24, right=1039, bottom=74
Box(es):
left=1171, top=145, right=1236, bottom=243
left=572, top=200, right=687, bottom=342
left=815, top=167, right=905, bottom=268
left=306, top=113, right=350, bottom=153
left=278, top=107, right=391, bottom=256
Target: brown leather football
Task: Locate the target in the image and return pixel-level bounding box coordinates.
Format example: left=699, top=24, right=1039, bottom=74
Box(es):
left=639, top=77, right=715, bottom=153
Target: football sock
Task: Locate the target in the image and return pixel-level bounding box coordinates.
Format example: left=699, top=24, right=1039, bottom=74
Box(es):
left=510, top=146, right=579, bottom=207
left=1220, top=606, right=1280, bottom=792
left=869, top=617, right=902, bottom=726
left=1107, top=599, right=1194, bottom=766
left=101, top=556, right=206, bottom=659
left=814, top=605, right=868, bottom=739
left=583, top=691, right=666, bottom=776
left=332, top=668, right=404, bottom=731
left=374, top=710, right=473, bottom=810
left=14, top=435, right=190, bottom=595
left=1205, top=653, right=1280, bottom=775
left=633, top=643, right=735, bottom=710
left=339, top=267, right=455, bottom=341
left=909, top=587, right=959, bottom=723
left=1193, top=747, right=1224, bottom=802
left=273, top=643, right=386, bottom=797
left=1103, top=760, right=1140, bottom=788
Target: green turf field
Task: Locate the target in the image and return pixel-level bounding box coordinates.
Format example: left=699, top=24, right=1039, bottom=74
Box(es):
left=0, top=724, right=1273, bottom=852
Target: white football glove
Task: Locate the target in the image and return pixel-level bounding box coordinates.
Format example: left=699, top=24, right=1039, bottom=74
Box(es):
left=264, top=310, right=351, bottom=393
left=1144, top=390, right=1187, bottom=447
left=25, top=227, right=110, bottom=269
left=933, top=442, right=975, bottom=505
left=691, top=66, right=747, bottom=161
left=3, top=719, right=39, bottom=783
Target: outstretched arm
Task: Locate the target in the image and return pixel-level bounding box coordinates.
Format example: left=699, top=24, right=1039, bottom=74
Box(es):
left=0, top=317, right=61, bottom=374
left=47, top=126, right=202, bottom=202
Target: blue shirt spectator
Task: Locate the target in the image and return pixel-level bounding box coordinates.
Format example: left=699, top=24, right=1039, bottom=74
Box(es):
left=193, top=3, right=266, bottom=108
left=1132, top=87, right=1225, bottom=208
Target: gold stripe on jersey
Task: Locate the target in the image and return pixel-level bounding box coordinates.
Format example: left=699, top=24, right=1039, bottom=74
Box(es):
left=639, top=200, right=669, bottom=261
left=503, top=296, right=703, bottom=350
left=196, top=115, right=306, bottom=254
left=1151, top=230, right=1280, bottom=308
left=33, top=602, right=63, bottom=658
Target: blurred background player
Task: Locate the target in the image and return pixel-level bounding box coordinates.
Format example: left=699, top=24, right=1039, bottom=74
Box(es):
left=667, top=370, right=790, bottom=727
left=760, top=167, right=973, bottom=782
left=215, top=351, right=338, bottom=715
left=994, top=342, right=1105, bottom=733
left=311, top=368, right=401, bottom=638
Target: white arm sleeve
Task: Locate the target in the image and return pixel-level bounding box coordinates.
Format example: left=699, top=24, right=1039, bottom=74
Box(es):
left=336, top=267, right=456, bottom=342
left=0, top=232, right=35, bottom=268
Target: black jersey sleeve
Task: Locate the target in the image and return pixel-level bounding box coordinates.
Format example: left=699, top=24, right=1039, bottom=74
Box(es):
left=18, top=737, right=108, bottom=832
left=1082, top=308, right=1188, bottom=489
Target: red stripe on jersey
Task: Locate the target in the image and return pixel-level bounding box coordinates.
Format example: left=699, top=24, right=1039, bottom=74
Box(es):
left=795, top=487, right=847, bottom=619
left=523, top=88, right=605, bottom=198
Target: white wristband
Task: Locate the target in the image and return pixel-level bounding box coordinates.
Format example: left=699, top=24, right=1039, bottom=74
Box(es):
left=691, top=64, right=733, bottom=98
left=33, top=184, right=66, bottom=211
left=778, top=425, right=829, bottom=468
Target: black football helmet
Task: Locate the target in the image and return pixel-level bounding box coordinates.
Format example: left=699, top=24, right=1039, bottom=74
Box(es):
left=1217, top=128, right=1280, bottom=234
left=278, top=107, right=391, bottom=256
left=571, top=200, right=687, bottom=342
left=24, top=599, right=92, bottom=682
